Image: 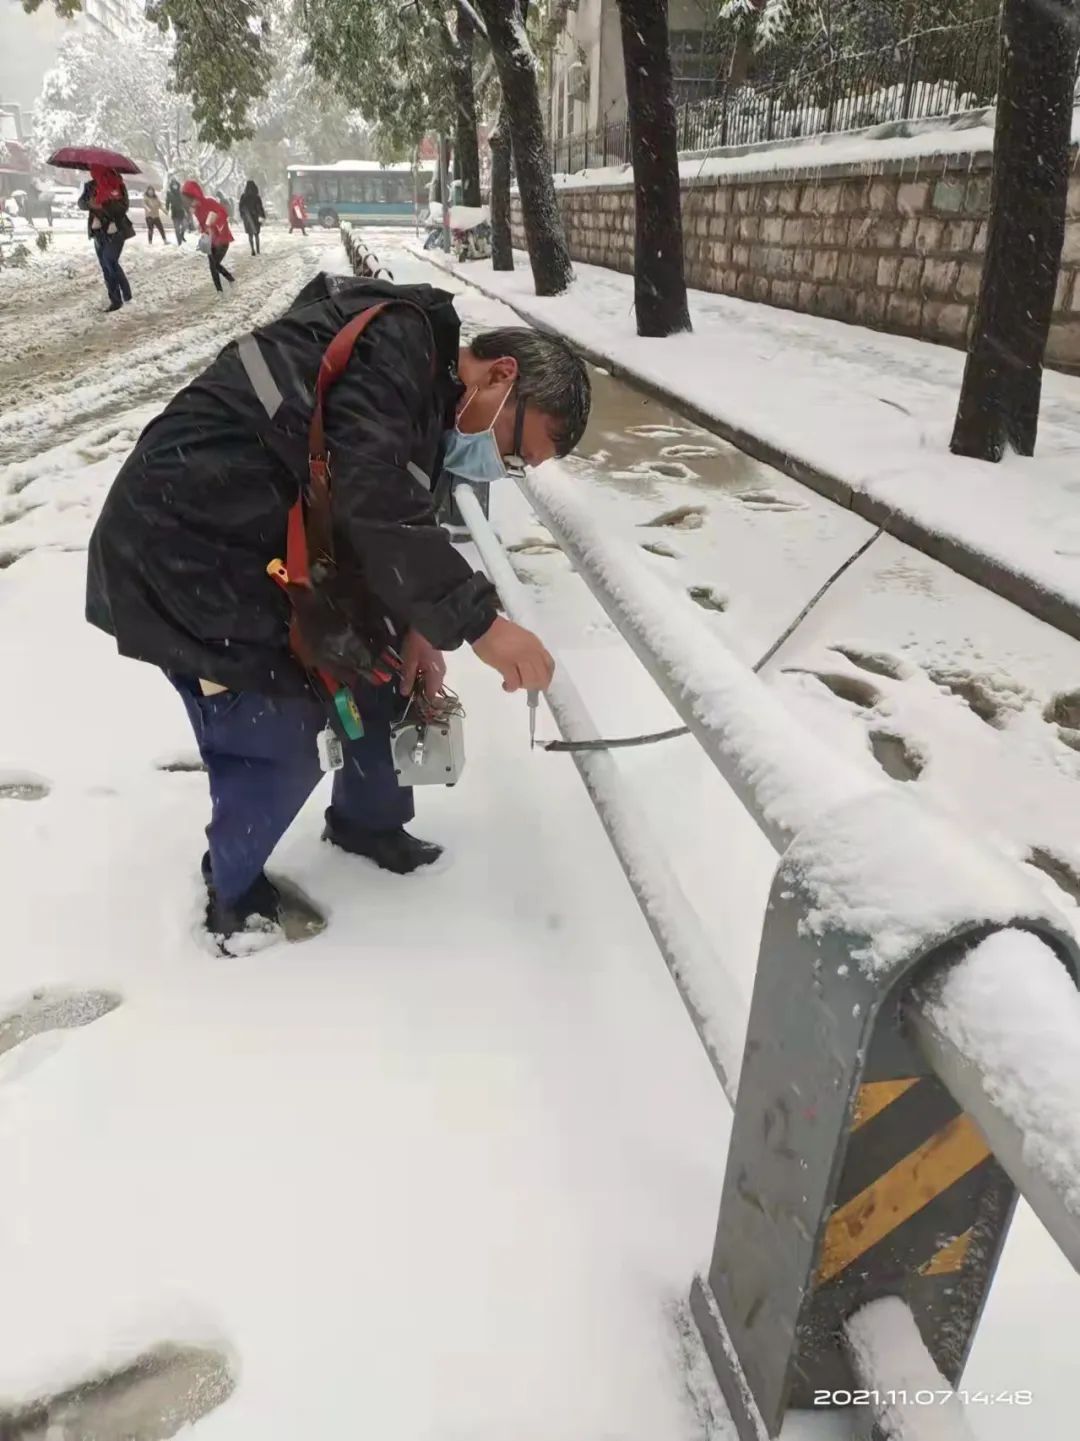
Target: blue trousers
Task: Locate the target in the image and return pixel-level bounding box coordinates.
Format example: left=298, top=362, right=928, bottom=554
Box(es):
left=170, top=677, right=413, bottom=905
left=95, top=233, right=131, bottom=306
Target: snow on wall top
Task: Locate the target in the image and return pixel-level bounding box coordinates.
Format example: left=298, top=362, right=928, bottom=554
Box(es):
left=543, top=107, right=1080, bottom=193
left=550, top=118, right=998, bottom=191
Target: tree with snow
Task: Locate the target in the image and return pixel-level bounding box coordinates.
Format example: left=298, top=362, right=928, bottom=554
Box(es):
left=616, top=0, right=691, bottom=336
left=951, top=0, right=1080, bottom=461
left=474, top=0, right=572, bottom=294
left=31, top=25, right=240, bottom=189
left=488, top=113, right=514, bottom=270
left=302, top=0, right=483, bottom=203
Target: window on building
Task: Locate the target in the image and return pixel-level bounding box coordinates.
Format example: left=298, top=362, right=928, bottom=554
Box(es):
left=669, top=28, right=727, bottom=102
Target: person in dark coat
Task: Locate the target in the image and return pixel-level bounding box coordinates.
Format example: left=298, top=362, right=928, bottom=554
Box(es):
left=239, top=179, right=265, bottom=256
left=86, top=273, right=590, bottom=949
left=78, top=165, right=135, bottom=311
left=166, top=178, right=187, bottom=244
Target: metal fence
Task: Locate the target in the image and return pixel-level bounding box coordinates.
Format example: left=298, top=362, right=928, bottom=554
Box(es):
left=551, top=17, right=1000, bottom=174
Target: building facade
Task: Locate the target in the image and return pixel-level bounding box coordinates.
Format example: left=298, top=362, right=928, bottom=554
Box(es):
left=543, top=0, right=717, bottom=147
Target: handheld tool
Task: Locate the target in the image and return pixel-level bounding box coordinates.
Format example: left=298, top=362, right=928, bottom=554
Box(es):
left=527, top=690, right=539, bottom=750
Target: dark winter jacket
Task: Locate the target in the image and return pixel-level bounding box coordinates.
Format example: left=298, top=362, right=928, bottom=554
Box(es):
left=78, top=177, right=135, bottom=243
left=239, top=182, right=265, bottom=231
left=85, top=274, right=498, bottom=693
left=166, top=180, right=186, bottom=221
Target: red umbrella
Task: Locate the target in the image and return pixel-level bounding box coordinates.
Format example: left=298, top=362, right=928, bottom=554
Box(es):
left=47, top=146, right=140, bottom=175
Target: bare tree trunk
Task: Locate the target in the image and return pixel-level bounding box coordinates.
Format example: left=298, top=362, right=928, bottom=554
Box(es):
left=951, top=0, right=1080, bottom=461
left=452, top=1, right=482, bottom=207
left=728, top=0, right=765, bottom=87
left=431, top=133, right=454, bottom=204
left=617, top=0, right=691, bottom=336
left=490, top=113, right=514, bottom=269
left=475, top=0, right=573, bottom=295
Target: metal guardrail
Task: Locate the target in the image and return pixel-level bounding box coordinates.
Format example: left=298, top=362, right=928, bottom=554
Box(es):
left=457, top=462, right=1080, bottom=1439
left=551, top=18, right=999, bottom=174
left=344, top=226, right=1080, bottom=1438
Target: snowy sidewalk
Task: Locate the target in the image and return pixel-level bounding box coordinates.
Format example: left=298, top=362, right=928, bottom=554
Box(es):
left=0, top=235, right=735, bottom=1441
left=417, top=246, right=1080, bottom=642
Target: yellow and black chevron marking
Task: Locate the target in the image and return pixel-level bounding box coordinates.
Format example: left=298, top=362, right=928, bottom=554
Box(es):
left=789, top=1062, right=1016, bottom=1409
left=816, top=1078, right=991, bottom=1286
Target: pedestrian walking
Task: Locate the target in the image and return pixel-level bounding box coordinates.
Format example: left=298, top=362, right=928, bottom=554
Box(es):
left=181, top=180, right=235, bottom=293
left=239, top=179, right=265, bottom=255
left=288, top=193, right=308, bottom=236
left=166, top=178, right=187, bottom=244
left=86, top=272, right=590, bottom=949
left=32, top=182, right=53, bottom=229
left=78, top=165, right=135, bottom=312
left=143, top=185, right=168, bottom=244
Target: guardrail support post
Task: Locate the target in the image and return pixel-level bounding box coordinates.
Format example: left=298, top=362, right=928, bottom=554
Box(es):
left=691, top=796, right=1080, bottom=1441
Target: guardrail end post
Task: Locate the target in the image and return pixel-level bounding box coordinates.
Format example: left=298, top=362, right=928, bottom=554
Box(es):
left=690, top=1275, right=770, bottom=1441
left=691, top=793, right=1080, bottom=1437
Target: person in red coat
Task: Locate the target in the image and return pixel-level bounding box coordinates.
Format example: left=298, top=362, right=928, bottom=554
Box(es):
left=288, top=193, right=308, bottom=236
left=181, top=180, right=236, bottom=293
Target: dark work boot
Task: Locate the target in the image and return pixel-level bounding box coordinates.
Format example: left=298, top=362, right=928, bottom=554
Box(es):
left=322, top=812, right=443, bottom=874
left=201, top=853, right=326, bottom=951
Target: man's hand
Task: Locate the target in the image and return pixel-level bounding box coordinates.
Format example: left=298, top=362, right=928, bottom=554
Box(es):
left=399, top=627, right=446, bottom=700
left=471, top=616, right=555, bottom=693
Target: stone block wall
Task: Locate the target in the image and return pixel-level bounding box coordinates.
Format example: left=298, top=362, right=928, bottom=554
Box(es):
left=509, top=151, right=1080, bottom=367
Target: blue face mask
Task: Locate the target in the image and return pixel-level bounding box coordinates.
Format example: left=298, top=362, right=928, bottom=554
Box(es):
left=443, top=385, right=525, bottom=484
left=442, top=425, right=508, bottom=484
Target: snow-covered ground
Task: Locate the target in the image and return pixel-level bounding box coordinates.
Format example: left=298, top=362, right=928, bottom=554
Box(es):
left=398, top=235, right=1080, bottom=1433
left=0, top=229, right=737, bottom=1439
left=2, top=225, right=1078, bottom=1440
left=423, top=247, right=1080, bottom=631
left=0, top=225, right=323, bottom=464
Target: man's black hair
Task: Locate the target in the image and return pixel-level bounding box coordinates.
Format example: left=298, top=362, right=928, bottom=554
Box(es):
left=469, top=328, right=591, bottom=457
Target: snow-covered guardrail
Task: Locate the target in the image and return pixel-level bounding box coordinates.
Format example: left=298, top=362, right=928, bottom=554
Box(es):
left=458, top=457, right=1080, bottom=1441
left=340, top=223, right=394, bottom=280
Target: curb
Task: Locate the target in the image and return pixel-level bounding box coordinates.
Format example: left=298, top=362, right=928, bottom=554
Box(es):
left=403, top=238, right=1080, bottom=647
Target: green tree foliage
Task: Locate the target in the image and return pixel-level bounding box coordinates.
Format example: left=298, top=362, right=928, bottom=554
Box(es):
left=712, top=0, right=1002, bottom=69
left=303, top=0, right=456, bottom=154
left=144, top=0, right=273, bottom=148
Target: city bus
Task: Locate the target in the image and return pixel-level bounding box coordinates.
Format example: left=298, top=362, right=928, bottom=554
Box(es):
left=286, top=160, right=433, bottom=229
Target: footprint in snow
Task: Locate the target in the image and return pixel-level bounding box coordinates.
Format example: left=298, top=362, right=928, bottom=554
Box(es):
left=926, top=667, right=1028, bottom=728
left=786, top=670, right=881, bottom=709
left=1026, top=847, right=1080, bottom=907
left=1045, top=688, right=1080, bottom=730
left=0, top=1342, right=235, bottom=1441
left=688, top=585, right=727, bottom=613
left=733, top=489, right=807, bottom=513
left=660, top=443, right=721, bottom=459
left=625, top=423, right=702, bottom=440
left=639, top=504, right=707, bottom=531
left=612, top=460, right=700, bottom=484
left=0, top=987, right=122, bottom=1061
left=0, top=770, right=50, bottom=801
left=155, top=755, right=207, bottom=774
left=868, top=731, right=924, bottom=783
left=829, top=645, right=908, bottom=681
